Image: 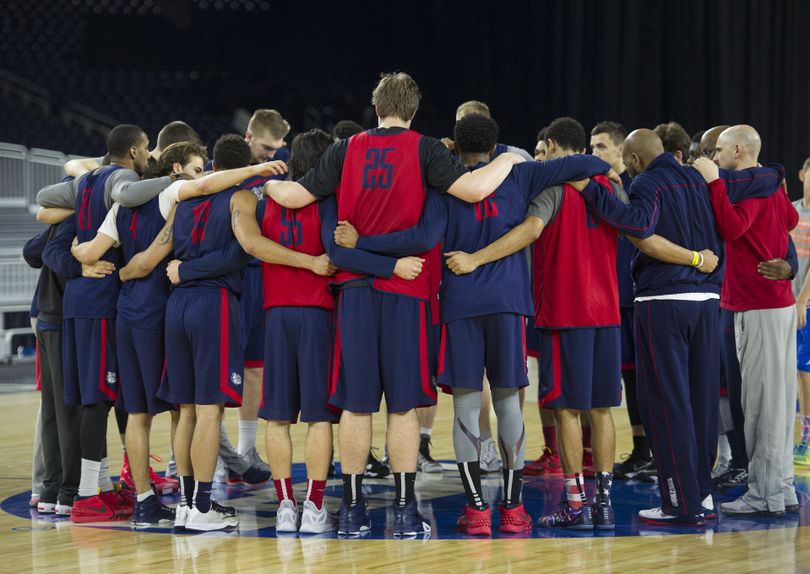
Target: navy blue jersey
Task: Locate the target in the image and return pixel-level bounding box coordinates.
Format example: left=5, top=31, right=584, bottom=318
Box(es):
left=173, top=187, right=243, bottom=295
left=438, top=163, right=538, bottom=322
left=581, top=153, right=782, bottom=298
left=115, top=198, right=171, bottom=329
left=63, top=166, right=124, bottom=318
left=355, top=155, right=611, bottom=323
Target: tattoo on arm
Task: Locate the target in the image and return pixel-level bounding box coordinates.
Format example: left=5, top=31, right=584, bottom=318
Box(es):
left=232, top=209, right=240, bottom=229
left=158, top=224, right=173, bottom=245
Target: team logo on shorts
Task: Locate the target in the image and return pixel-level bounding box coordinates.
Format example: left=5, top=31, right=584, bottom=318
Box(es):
left=667, top=477, right=679, bottom=507
left=231, top=373, right=243, bottom=386
left=106, top=372, right=118, bottom=386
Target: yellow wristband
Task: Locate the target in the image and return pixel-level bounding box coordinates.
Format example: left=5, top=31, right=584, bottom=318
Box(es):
left=691, top=251, right=700, bottom=267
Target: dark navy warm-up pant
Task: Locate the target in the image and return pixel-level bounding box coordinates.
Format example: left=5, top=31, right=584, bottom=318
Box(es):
left=634, top=298, right=720, bottom=517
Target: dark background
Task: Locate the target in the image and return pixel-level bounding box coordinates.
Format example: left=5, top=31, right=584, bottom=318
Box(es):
left=1, top=0, right=808, bottom=194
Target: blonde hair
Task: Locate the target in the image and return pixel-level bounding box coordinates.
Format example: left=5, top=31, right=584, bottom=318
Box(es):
left=371, top=72, right=421, bottom=122
left=248, top=109, right=290, bottom=139
left=456, top=100, right=491, bottom=120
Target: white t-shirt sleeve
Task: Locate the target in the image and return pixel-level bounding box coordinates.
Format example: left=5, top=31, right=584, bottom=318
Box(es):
left=158, top=179, right=185, bottom=220
left=98, top=203, right=121, bottom=246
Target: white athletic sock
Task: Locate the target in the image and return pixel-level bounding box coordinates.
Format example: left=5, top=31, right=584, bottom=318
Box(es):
left=136, top=488, right=155, bottom=502
left=717, top=434, right=731, bottom=464
left=98, top=457, right=114, bottom=492
left=238, top=420, right=258, bottom=456
left=420, top=427, right=433, bottom=438
left=78, top=459, right=101, bottom=498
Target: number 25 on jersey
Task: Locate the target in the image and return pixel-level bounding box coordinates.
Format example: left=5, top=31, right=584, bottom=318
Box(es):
left=362, top=147, right=395, bottom=190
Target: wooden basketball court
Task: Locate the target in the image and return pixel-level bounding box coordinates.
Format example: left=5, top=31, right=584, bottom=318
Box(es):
left=2, top=379, right=809, bottom=573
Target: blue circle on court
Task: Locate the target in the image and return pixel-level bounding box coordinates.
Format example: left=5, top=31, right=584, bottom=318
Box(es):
left=4, top=463, right=808, bottom=538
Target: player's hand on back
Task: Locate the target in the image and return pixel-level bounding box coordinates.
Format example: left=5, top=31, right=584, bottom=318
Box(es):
left=310, top=254, right=336, bottom=276
left=692, top=157, right=719, bottom=182
left=255, top=160, right=288, bottom=177
left=757, top=258, right=792, bottom=280
left=444, top=250, right=480, bottom=275
left=82, top=261, right=114, bottom=279
left=393, top=256, right=424, bottom=280
left=441, top=137, right=456, bottom=154
left=697, top=249, right=719, bottom=273
left=334, top=221, right=359, bottom=248
left=166, top=259, right=182, bottom=285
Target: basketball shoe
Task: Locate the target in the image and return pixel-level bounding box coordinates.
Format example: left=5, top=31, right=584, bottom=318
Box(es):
left=392, top=500, right=432, bottom=537
left=275, top=499, right=299, bottom=533
left=185, top=505, right=239, bottom=531
left=613, top=450, right=655, bottom=480
left=417, top=435, right=442, bottom=473
left=524, top=447, right=562, bottom=476
left=227, top=465, right=271, bottom=486
left=480, top=438, right=501, bottom=473
left=300, top=500, right=338, bottom=534
left=71, top=495, right=130, bottom=523
left=338, top=498, right=371, bottom=536
left=100, top=489, right=134, bottom=516
left=364, top=450, right=390, bottom=479
left=537, top=501, right=593, bottom=530
left=591, top=498, right=615, bottom=530
left=131, top=495, right=175, bottom=528
left=499, top=504, right=532, bottom=533
left=456, top=505, right=491, bottom=536
left=639, top=507, right=706, bottom=526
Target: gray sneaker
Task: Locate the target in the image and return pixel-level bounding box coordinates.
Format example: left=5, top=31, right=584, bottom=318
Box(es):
left=300, top=500, right=337, bottom=534
left=721, top=497, right=784, bottom=517
left=275, top=499, right=299, bottom=533
left=417, top=435, right=442, bottom=473
left=243, top=447, right=270, bottom=474
left=711, top=458, right=731, bottom=480
left=480, top=437, right=502, bottom=473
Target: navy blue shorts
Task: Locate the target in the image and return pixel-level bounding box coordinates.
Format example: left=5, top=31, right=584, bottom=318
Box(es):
left=539, top=327, right=622, bottom=410
left=798, top=309, right=810, bottom=373
left=62, top=318, right=118, bottom=406
left=240, top=265, right=265, bottom=369
left=160, top=288, right=244, bottom=406
left=330, top=286, right=436, bottom=414
left=438, top=313, right=528, bottom=392
left=116, top=316, right=172, bottom=415
left=258, top=307, right=338, bottom=423
left=620, top=307, right=636, bottom=371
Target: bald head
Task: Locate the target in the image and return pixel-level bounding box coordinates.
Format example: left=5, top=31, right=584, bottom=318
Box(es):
left=699, top=125, right=730, bottom=160
left=714, top=125, right=761, bottom=169
left=622, top=129, right=664, bottom=177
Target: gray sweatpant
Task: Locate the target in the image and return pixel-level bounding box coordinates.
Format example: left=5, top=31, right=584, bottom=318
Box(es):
left=735, top=305, right=798, bottom=512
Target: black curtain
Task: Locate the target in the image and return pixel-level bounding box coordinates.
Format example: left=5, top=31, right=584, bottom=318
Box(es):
left=413, top=0, right=809, bottom=193
left=41, top=0, right=810, bottom=190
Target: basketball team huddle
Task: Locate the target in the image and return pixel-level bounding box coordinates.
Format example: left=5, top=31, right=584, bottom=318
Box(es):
left=26, top=71, right=808, bottom=537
